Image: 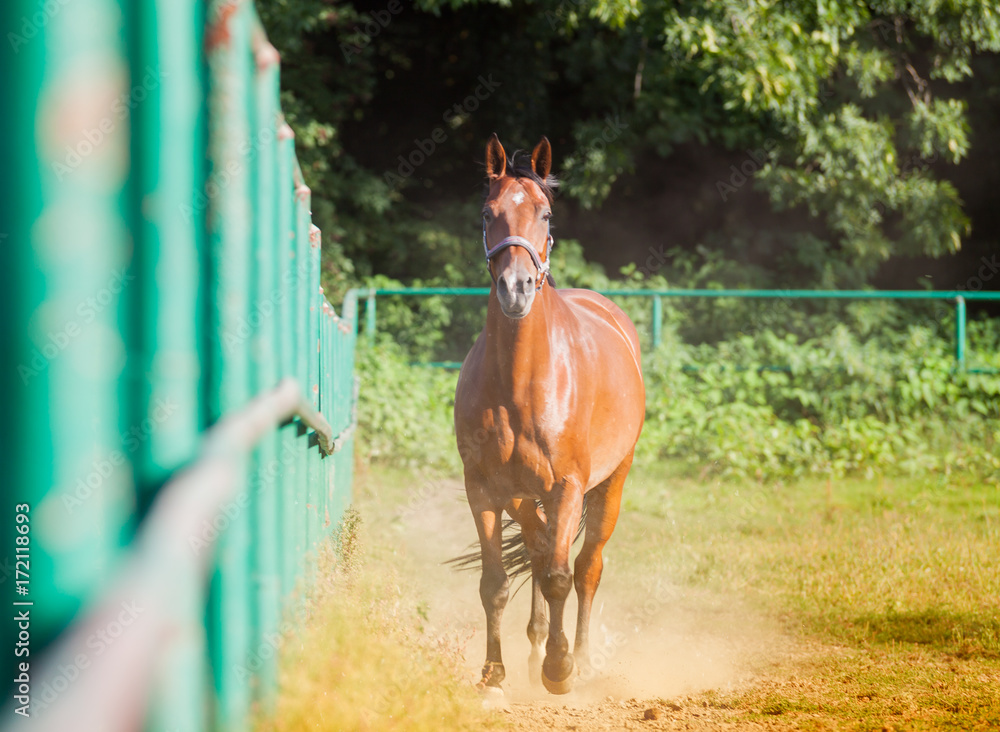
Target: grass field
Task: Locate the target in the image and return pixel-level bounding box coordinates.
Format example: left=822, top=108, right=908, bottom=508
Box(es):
left=258, top=463, right=1000, bottom=731
left=620, top=466, right=1000, bottom=730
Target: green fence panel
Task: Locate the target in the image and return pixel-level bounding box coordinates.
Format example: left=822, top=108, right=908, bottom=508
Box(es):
left=206, top=2, right=255, bottom=729
left=136, top=1, right=211, bottom=729
left=249, top=27, right=282, bottom=712
left=275, top=122, right=300, bottom=605
left=307, top=225, right=321, bottom=552
left=2, top=1, right=357, bottom=730
left=10, top=0, right=137, bottom=659
left=293, top=168, right=311, bottom=578
left=130, top=0, right=206, bottom=498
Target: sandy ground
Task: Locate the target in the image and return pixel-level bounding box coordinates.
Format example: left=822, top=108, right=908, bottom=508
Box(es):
left=366, top=474, right=794, bottom=731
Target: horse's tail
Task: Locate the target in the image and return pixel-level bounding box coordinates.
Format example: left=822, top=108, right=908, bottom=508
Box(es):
left=445, top=517, right=534, bottom=579
left=446, top=498, right=587, bottom=580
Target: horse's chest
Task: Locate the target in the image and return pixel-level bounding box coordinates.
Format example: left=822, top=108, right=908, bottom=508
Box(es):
left=477, top=405, right=557, bottom=490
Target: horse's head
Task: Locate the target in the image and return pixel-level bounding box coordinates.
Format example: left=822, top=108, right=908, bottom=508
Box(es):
left=482, top=134, right=557, bottom=319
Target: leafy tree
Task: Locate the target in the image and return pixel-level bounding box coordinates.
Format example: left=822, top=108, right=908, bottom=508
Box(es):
left=561, top=0, right=998, bottom=273
left=257, top=0, right=1000, bottom=291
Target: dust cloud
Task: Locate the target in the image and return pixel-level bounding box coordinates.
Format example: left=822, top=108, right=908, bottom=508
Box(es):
left=365, top=474, right=787, bottom=716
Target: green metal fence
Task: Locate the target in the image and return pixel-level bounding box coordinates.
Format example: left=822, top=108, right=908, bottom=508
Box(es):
left=355, top=287, right=1000, bottom=370
left=2, top=1, right=356, bottom=731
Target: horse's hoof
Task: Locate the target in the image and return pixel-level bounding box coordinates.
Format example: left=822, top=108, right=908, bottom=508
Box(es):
left=479, top=685, right=507, bottom=709
left=541, top=661, right=578, bottom=695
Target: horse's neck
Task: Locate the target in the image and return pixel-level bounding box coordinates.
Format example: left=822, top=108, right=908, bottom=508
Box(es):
left=485, top=293, right=555, bottom=389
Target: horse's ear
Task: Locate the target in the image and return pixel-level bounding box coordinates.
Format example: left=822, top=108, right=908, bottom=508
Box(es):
left=485, top=133, right=506, bottom=180
left=531, top=136, right=552, bottom=179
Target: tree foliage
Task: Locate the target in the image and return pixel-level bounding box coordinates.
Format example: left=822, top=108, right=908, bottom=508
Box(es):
left=257, top=0, right=1000, bottom=294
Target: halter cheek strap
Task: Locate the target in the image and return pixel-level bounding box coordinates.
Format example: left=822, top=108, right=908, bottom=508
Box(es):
left=483, top=222, right=554, bottom=291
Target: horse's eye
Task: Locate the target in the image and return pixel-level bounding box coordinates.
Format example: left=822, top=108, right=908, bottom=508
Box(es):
left=482, top=210, right=492, bottom=223
left=542, top=211, right=553, bottom=221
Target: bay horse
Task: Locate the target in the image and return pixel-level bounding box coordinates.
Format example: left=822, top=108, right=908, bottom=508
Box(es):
left=453, top=134, right=645, bottom=696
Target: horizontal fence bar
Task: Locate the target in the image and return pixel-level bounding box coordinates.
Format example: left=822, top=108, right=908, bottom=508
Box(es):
left=352, top=286, right=1000, bottom=371
left=290, top=396, right=340, bottom=456
left=358, top=286, right=1000, bottom=301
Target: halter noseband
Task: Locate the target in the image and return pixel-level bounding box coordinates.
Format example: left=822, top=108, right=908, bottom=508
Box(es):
left=483, top=220, right=554, bottom=291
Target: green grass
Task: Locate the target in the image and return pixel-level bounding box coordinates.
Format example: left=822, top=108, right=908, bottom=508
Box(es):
left=253, top=507, right=502, bottom=732
left=620, top=464, right=1000, bottom=730
left=261, top=463, right=1000, bottom=730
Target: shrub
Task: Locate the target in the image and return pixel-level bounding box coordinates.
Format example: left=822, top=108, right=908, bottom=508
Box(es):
left=356, top=338, right=461, bottom=470
left=354, top=254, right=1000, bottom=483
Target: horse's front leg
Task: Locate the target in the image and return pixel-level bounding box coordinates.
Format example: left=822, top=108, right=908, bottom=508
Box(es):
left=540, top=481, right=584, bottom=694
left=467, top=481, right=509, bottom=693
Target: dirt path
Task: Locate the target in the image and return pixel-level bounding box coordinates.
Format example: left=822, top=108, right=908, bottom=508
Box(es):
left=362, top=472, right=796, bottom=731
left=504, top=695, right=772, bottom=731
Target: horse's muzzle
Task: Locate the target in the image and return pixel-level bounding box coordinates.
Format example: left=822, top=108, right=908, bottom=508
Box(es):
left=496, top=273, right=536, bottom=319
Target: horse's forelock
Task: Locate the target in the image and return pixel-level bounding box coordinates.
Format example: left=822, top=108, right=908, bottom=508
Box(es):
left=508, top=150, right=558, bottom=204
left=481, top=152, right=559, bottom=205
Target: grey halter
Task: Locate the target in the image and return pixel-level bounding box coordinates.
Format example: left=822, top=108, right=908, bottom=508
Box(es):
left=483, top=220, right=554, bottom=291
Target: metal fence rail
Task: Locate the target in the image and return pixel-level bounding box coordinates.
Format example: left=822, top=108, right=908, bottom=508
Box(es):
left=354, top=287, right=1000, bottom=369
left=2, top=2, right=357, bottom=731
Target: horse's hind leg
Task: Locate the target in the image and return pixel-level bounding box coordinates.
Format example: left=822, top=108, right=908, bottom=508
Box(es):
left=468, top=481, right=509, bottom=692
left=573, top=449, right=633, bottom=674
left=509, top=499, right=549, bottom=686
